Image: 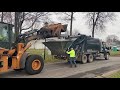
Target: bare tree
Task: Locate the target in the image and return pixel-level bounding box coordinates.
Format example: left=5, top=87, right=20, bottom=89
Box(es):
left=0, top=12, right=6, bottom=22
left=0, top=12, right=52, bottom=39
left=15, top=12, right=50, bottom=33
left=85, top=12, right=116, bottom=37
left=15, top=12, right=20, bottom=39
left=14, top=12, right=51, bottom=39
left=0, top=12, right=14, bottom=23
left=106, top=34, right=119, bottom=46
left=56, top=12, right=76, bottom=36
left=1, top=12, right=4, bottom=22
left=70, top=12, right=73, bottom=36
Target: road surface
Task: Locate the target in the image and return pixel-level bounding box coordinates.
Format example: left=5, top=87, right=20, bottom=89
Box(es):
left=1, top=56, right=120, bottom=78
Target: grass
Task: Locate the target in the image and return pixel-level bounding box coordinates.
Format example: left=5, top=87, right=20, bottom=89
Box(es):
left=26, top=49, right=63, bottom=63
left=107, top=71, right=120, bottom=78
left=105, top=51, right=120, bottom=78
left=110, top=51, right=120, bottom=56
left=26, top=49, right=120, bottom=63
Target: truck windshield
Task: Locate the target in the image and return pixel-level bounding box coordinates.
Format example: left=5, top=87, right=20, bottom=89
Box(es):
left=0, top=24, right=9, bottom=42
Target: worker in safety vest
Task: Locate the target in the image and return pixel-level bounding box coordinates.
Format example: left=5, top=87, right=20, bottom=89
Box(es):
left=66, top=48, right=77, bottom=68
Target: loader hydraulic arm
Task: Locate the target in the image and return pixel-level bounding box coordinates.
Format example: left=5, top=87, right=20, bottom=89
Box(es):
left=13, top=30, right=39, bottom=49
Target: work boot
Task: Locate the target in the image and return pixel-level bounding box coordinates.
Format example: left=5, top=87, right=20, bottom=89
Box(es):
left=75, top=64, right=77, bottom=67
left=70, top=64, right=73, bottom=68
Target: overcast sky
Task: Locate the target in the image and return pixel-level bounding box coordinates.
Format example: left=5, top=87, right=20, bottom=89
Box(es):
left=49, top=12, right=120, bottom=41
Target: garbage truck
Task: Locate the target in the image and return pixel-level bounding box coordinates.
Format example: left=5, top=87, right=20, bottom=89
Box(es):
left=43, top=34, right=110, bottom=64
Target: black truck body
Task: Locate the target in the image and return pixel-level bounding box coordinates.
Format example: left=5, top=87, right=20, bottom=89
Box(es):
left=43, top=34, right=110, bottom=63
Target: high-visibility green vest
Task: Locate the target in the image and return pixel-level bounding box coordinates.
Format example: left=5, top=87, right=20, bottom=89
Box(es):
left=66, top=50, right=75, bottom=57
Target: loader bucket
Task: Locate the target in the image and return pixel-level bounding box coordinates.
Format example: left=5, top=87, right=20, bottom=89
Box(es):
left=61, top=24, right=68, bottom=32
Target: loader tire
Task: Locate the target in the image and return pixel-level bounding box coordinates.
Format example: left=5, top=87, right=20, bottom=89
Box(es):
left=25, top=55, right=44, bottom=75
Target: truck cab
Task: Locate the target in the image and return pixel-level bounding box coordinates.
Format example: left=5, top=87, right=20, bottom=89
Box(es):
left=101, top=42, right=110, bottom=54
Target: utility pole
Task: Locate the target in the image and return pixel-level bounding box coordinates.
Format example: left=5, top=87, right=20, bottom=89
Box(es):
left=44, top=37, right=46, bottom=60
left=15, top=12, right=21, bottom=40
left=70, top=12, right=73, bottom=36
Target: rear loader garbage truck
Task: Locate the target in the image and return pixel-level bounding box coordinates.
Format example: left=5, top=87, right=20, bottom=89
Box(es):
left=67, top=35, right=110, bottom=63
left=43, top=34, right=110, bottom=64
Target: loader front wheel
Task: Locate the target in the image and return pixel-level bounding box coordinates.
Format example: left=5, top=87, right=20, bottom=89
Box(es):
left=25, top=55, right=44, bottom=75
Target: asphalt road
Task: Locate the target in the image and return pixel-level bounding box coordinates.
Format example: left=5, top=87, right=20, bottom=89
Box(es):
left=1, top=56, right=120, bottom=78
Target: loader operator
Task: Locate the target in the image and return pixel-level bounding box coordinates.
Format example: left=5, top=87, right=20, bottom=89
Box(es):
left=66, top=48, right=77, bottom=68
left=43, top=22, right=49, bottom=28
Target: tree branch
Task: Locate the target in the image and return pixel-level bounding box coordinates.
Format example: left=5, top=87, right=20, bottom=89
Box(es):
left=21, top=12, right=49, bottom=30
left=21, top=18, right=37, bottom=30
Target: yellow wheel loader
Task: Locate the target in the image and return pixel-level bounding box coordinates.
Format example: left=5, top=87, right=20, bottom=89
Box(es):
left=0, top=22, right=44, bottom=75
left=0, top=22, right=67, bottom=75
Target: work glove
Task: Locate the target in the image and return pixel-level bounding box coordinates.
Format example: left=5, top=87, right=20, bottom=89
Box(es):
left=66, top=48, right=69, bottom=52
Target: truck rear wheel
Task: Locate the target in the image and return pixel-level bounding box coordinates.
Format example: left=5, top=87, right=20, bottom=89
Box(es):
left=25, top=55, right=44, bottom=75
left=81, top=55, right=87, bottom=64
left=105, top=53, right=109, bottom=60
left=88, top=54, right=94, bottom=63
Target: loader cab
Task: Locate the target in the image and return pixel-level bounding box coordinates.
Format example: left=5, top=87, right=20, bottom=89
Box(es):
left=0, top=22, right=14, bottom=49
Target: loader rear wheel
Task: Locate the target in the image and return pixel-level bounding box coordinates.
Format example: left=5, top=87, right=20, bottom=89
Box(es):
left=81, top=55, right=87, bottom=64
left=25, top=55, right=44, bottom=75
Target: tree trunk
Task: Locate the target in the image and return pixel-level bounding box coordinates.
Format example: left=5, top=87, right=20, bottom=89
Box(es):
left=1, top=12, right=4, bottom=22
left=19, top=25, right=22, bottom=34
left=92, top=12, right=95, bottom=38
left=15, top=12, right=20, bottom=40
left=92, top=25, right=95, bottom=37
left=70, top=12, right=73, bottom=36
left=92, top=12, right=100, bottom=38
left=19, top=12, right=25, bottom=34
left=9, top=12, right=13, bottom=24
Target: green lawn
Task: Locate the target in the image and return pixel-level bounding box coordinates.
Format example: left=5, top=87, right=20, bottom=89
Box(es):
left=27, top=49, right=64, bottom=63
left=110, top=51, right=120, bottom=56
left=107, top=71, right=120, bottom=78
left=26, top=49, right=120, bottom=63
left=106, top=51, right=120, bottom=78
